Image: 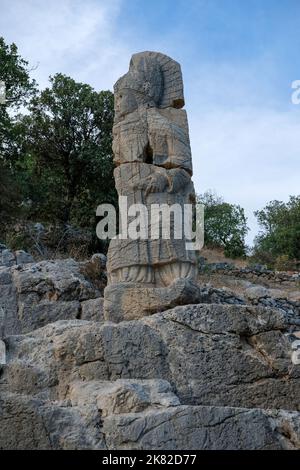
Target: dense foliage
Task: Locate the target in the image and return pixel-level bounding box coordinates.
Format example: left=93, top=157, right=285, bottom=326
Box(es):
left=252, top=196, right=300, bottom=269
left=19, top=74, right=116, bottom=226
left=0, top=38, right=116, bottom=255
left=198, top=191, right=249, bottom=258
left=0, top=37, right=37, bottom=221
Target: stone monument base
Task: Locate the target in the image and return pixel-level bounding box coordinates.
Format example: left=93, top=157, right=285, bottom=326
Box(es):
left=104, top=278, right=201, bottom=322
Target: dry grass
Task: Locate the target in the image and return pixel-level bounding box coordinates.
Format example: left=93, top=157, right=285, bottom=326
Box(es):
left=200, top=247, right=248, bottom=268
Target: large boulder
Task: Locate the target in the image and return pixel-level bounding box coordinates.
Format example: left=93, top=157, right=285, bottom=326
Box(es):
left=1, top=304, right=299, bottom=411
left=0, top=392, right=106, bottom=450
left=103, top=405, right=300, bottom=450
left=0, top=259, right=103, bottom=335
left=1, top=389, right=300, bottom=450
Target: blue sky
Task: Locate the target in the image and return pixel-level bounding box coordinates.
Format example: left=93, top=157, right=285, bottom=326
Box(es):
left=1, top=0, right=300, bottom=245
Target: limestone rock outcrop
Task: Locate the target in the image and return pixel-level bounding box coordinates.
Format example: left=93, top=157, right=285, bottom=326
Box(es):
left=2, top=391, right=300, bottom=450
left=2, top=303, right=299, bottom=409
left=1, top=279, right=300, bottom=449
left=0, top=258, right=103, bottom=336
left=1, top=251, right=300, bottom=450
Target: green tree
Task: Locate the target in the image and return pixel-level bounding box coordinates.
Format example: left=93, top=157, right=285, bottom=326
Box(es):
left=19, top=74, right=116, bottom=228
left=198, top=191, right=248, bottom=258
left=0, top=37, right=36, bottom=109
left=0, top=37, right=36, bottom=155
left=253, top=196, right=300, bottom=266
left=0, top=164, right=21, bottom=223
left=0, top=37, right=36, bottom=226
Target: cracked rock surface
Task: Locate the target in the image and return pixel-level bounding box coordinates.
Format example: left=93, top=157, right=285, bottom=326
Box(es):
left=0, top=258, right=102, bottom=336
left=0, top=258, right=300, bottom=449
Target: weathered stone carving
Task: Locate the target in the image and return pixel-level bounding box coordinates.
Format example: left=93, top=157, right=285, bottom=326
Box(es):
left=104, top=52, right=199, bottom=321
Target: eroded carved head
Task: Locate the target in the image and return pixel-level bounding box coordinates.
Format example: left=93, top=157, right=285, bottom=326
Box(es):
left=114, top=51, right=185, bottom=119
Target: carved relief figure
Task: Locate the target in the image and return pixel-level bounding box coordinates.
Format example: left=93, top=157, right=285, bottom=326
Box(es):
left=104, top=52, right=199, bottom=321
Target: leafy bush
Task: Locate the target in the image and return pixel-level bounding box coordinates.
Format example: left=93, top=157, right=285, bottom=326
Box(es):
left=253, top=196, right=300, bottom=269
left=197, top=191, right=248, bottom=258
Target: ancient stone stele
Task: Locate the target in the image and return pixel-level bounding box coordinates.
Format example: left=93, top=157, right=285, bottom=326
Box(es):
left=104, top=51, right=200, bottom=321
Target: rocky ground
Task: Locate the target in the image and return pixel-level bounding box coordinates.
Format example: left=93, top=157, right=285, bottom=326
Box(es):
left=0, top=245, right=300, bottom=450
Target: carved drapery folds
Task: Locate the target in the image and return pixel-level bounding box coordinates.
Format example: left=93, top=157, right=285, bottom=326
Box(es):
left=104, top=51, right=199, bottom=321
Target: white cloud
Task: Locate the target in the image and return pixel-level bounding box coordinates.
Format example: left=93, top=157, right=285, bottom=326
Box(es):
left=0, top=0, right=130, bottom=90
left=189, top=106, right=300, bottom=244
